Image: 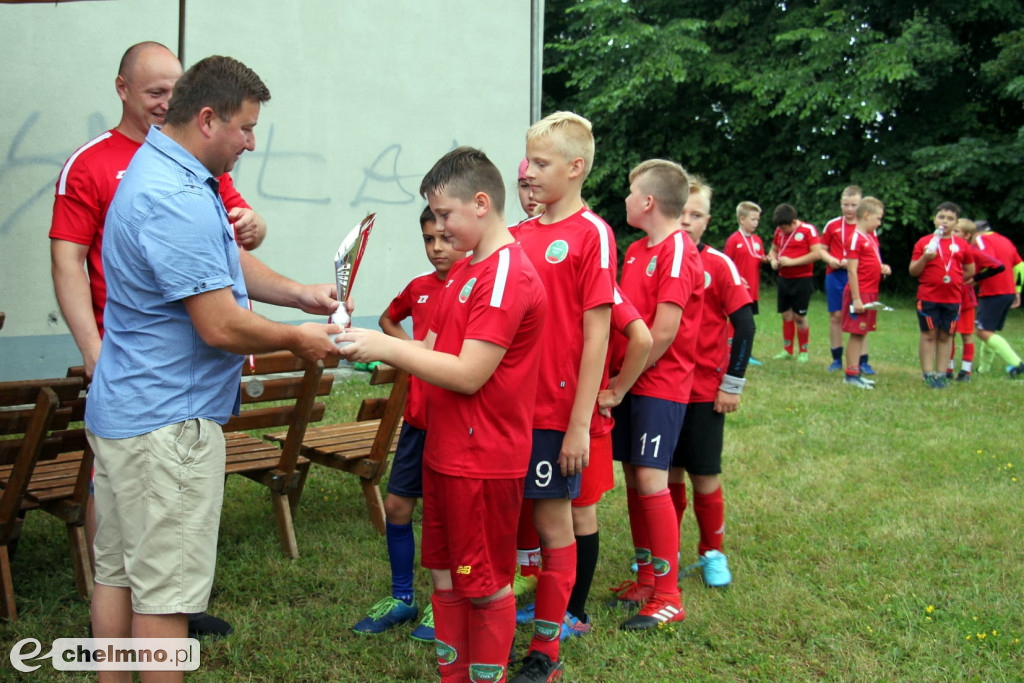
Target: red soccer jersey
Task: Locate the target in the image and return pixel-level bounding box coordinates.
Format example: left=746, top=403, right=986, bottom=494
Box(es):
left=511, top=208, right=615, bottom=431
left=49, top=129, right=249, bottom=335
left=846, top=229, right=883, bottom=296
left=723, top=230, right=764, bottom=302
left=386, top=271, right=448, bottom=429
left=912, top=234, right=975, bottom=304
left=618, top=229, right=704, bottom=403
left=424, top=244, right=547, bottom=479
left=821, top=216, right=856, bottom=274
left=962, top=245, right=1004, bottom=309
left=689, top=245, right=752, bottom=403
left=592, top=285, right=643, bottom=438
left=772, top=221, right=820, bottom=279
left=974, top=231, right=1023, bottom=297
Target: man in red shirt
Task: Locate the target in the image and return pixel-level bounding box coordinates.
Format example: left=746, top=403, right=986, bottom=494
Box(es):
left=767, top=204, right=820, bottom=362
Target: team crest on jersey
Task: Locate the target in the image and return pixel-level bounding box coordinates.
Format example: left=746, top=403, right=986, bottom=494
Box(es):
left=417, top=295, right=429, bottom=304
left=753, top=243, right=761, bottom=251
left=950, top=244, right=960, bottom=253
left=458, top=278, right=477, bottom=303
left=646, top=256, right=658, bottom=277
left=795, top=232, right=805, bottom=241
left=435, top=640, right=457, bottom=665
left=704, top=271, right=712, bottom=290
left=545, top=239, right=569, bottom=264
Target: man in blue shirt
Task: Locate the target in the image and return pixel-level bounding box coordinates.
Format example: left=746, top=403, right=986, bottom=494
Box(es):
left=85, top=55, right=342, bottom=657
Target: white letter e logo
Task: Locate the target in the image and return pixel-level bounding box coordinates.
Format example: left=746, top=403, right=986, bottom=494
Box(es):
left=10, top=638, right=45, bottom=672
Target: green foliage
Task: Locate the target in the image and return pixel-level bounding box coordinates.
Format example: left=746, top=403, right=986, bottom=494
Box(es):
left=543, top=0, right=1024, bottom=289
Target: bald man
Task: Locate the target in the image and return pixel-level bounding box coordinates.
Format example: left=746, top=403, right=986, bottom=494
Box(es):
left=49, top=42, right=264, bottom=639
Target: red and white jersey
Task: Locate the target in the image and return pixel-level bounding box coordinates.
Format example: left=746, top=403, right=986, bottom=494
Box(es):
left=912, top=234, right=974, bottom=304
left=49, top=128, right=249, bottom=335
left=846, top=229, right=883, bottom=296
left=592, top=285, right=643, bottom=438
left=821, top=216, right=856, bottom=274
left=618, top=229, right=704, bottom=404
left=690, top=245, right=752, bottom=403
left=974, top=231, right=1022, bottom=297
left=772, top=221, right=820, bottom=279
left=386, top=271, right=449, bottom=429
left=723, top=230, right=764, bottom=301
left=424, top=244, right=547, bottom=479
left=511, top=208, right=615, bottom=431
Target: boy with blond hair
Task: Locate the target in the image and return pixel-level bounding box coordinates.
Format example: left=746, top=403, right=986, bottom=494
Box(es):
left=511, top=111, right=614, bottom=681
left=674, top=178, right=754, bottom=588
left=946, top=219, right=1004, bottom=381
left=608, top=159, right=703, bottom=630
left=724, top=201, right=765, bottom=365
left=339, top=147, right=547, bottom=682
left=820, top=186, right=868, bottom=372
left=842, top=197, right=890, bottom=389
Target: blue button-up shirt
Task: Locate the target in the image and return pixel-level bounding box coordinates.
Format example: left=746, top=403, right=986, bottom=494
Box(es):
left=86, top=127, right=247, bottom=439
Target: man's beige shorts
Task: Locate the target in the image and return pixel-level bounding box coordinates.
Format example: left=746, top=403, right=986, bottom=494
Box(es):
left=87, top=419, right=225, bottom=614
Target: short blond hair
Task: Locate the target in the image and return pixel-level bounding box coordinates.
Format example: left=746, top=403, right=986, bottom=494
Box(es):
left=688, top=175, right=713, bottom=207
left=628, top=159, right=690, bottom=219
left=955, top=218, right=977, bottom=241
left=856, top=196, right=884, bottom=221
left=736, top=200, right=761, bottom=220
left=843, top=185, right=863, bottom=199
left=526, top=111, right=595, bottom=181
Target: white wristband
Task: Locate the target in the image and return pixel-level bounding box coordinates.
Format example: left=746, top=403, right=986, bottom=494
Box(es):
left=719, top=374, right=746, bottom=395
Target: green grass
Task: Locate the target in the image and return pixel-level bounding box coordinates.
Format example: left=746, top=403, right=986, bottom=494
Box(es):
left=3, top=291, right=1023, bottom=681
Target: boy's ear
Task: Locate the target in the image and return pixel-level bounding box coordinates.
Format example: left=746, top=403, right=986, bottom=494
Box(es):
left=568, top=156, right=586, bottom=180
left=474, top=191, right=491, bottom=217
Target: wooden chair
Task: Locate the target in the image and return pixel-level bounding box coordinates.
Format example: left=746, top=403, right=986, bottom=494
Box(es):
left=267, top=364, right=408, bottom=535
left=222, top=351, right=338, bottom=559
left=0, top=376, right=84, bottom=620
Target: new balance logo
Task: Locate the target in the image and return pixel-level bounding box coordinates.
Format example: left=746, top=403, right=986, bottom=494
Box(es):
left=455, top=565, right=472, bottom=575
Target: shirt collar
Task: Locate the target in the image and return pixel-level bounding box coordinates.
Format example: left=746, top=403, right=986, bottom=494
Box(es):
left=144, top=126, right=219, bottom=191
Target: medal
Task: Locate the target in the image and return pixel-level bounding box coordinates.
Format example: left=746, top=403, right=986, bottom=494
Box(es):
left=942, top=275, right=951, bottom=284
left=246, top=377, right=264, bottom=398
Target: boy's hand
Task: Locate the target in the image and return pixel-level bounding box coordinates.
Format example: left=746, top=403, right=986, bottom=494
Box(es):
left=777, top=256, right=794, bottom=267
left=852, top=298, right=866, bottom=314
left=714, top=390, right=740, bottom=414
left=770, top=258, right=779, bottom=270
left=559, top=425, right=590, bottom=476
left=334, top=326, right=389, bottom=362
left=881, top=263, right=892, bottom=276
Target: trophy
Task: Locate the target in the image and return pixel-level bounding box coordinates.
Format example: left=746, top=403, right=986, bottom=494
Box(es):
left=331, top=213, right=376, bottom=335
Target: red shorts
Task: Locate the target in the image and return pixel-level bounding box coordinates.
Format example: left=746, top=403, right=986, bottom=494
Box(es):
left=573, top=432, right=614, bottom=507
left=841, top=288, right=878, bottom=334
left=420, top=465, right=522, bottom=598
left=955, top=306, right=976, bottom=335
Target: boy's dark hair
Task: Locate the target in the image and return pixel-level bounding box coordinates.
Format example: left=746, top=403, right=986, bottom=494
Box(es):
left=773, top=203, right=799, bottom=227
left=419, top=146, right=505, bottom=214
left=419, top=206, right=435, bottom=229
left=164, top=55, right=270, bottom=126
left=935, top=201, right=961, bottom=218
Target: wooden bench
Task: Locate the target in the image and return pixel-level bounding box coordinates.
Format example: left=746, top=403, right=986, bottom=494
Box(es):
left=222, top=351, right=338, bottom=559
left=267, top=363, right=408, bottom=536
left=0, top=375, right=85, bottom=621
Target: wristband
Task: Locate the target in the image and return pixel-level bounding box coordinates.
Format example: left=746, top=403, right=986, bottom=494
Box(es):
left=719, top=374, right=746, bottom=395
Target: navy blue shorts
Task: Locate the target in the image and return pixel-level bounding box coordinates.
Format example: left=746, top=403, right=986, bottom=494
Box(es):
left=976, top=294, right=1016, bottom=332
left=523, top=429, right=581, bottom=500
left=672, top=402, right=724, bottom=475
left=611, top=394, right=686, bottom=472
left=825, top=270, right=849, bottom=313
left=385, top=422, right=425, bottom=498
left=916, top=300, right=959, bottom=334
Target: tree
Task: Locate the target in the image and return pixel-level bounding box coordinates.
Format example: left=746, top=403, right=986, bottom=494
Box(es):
left=543, top=0, right=1024, bottom=291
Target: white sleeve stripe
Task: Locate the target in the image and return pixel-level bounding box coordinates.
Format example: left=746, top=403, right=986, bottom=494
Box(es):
left=57, top=132, right=113, bottom=196
left=582, top=210, right=611, bottom=268
left=708, top=247, right=743, bottom=285
left=671, top=232, right=684, bottom=277
left=613, top=287, right=623, bottom=305
left=490, top=248, right=511, bottom=307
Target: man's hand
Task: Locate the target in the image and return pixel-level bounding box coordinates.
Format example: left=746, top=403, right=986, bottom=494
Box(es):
left=228, top=207, right=267, bottom=250
left=296, top=284, right=342, bottom=316
left=291, top=322, right=343, bottom=362
left=558, top=424, right=589, bottom=477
